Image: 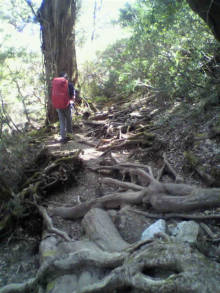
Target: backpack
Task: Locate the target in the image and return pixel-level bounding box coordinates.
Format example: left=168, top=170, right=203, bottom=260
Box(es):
left=51, top=77, right=70, bottom=109
left=74, top=89, right=82, bottom=105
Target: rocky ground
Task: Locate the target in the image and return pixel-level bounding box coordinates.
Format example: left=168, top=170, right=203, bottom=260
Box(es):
left=0, top=94, right=220, bottom=292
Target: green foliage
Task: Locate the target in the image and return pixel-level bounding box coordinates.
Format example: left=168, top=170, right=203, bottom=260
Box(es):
left=0, top=131, right=33, bottom=192
left=80, top=0, right=219, bottom=106
left=0, top=0, right=47, bottom=196
left=0, top=0, right=45, bottom=132
left=0, top=0, right=41, bottom=31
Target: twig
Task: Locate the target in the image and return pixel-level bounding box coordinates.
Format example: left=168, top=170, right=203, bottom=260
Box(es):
left=0, top=94, right=22, bottom=133
left=37, top=205, right=72, bottom=241
left=24, top=0, right=39, bottom=19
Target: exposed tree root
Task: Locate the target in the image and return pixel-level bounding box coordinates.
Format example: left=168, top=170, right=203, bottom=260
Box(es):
left=157, top=153, right=184, bottom=183
left=0, top=150, right=83, bottom=237
left=75, top=239, right=220, bottom=293
left=1, top=208, right=220, bottom=293
left=51, top=158, right=220, bottom=219
left=37, top=205, right=71, bottom=241
left=128, top=208, right=220, bottom=221
left=51, top=189, right=147, bottom=219
left=82, top=208, right=129, bottom=252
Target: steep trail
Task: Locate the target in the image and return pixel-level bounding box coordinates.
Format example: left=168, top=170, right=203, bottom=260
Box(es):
left=43, top=122, right=149, bottom=242
left=1, top=96, right=220, bottom=292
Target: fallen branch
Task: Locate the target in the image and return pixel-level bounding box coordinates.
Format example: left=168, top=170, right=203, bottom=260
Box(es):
left=37, top=205, right=71, bottom=241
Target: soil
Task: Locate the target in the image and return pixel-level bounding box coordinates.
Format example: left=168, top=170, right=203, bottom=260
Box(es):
left=0, top=95, right=220, bottom=289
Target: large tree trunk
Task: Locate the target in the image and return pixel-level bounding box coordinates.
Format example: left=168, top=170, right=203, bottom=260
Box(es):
left=187, top=0, right=220, bottom=42
left=38, top=0, right=78, bottom=123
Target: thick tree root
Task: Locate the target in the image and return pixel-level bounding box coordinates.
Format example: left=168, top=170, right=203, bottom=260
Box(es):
left=128, top=208, right=220, bottom=220
left=51, top=160, right=220, bottom=218
left=74, top=240, right=220, bottom=293
left=51, top=189, right=147, bottom=219
left=1, top=209, right=220, bottom=293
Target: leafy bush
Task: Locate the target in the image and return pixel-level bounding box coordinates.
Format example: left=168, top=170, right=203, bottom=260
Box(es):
left=0, top=132, right=37, bottom=192
left=80, top=0, right=219, bottom=106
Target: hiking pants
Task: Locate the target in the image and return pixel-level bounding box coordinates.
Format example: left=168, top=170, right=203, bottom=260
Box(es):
left=56, top=105, right=72, bottom=139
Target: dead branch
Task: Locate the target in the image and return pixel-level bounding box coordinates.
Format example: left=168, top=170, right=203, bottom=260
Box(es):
left=37, top=205, right=71, bottom=241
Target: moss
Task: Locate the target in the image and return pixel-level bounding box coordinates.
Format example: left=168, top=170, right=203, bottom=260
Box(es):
left=46, top=280, right=55, bottom=292
left=194, top=132, right=207, bottom=139
left=43, top=250, right=57, bottom=258
left=183, top=151, right=199, bottom=168
left=29, top=124, right=57, bottom=138
left=0, top=214, right=12, bottom=233
left=143, top=131, right=155, bottom=140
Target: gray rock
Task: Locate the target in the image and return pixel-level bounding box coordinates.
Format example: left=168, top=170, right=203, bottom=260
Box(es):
left=141, top=219, right=166, bottom=241
left=173, top=221, right=199, bottom=243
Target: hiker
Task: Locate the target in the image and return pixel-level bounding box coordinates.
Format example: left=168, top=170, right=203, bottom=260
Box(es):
left=51, top=72, right=75, bottom=143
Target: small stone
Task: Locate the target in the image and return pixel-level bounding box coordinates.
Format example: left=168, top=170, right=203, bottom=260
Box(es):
left=141, top=219, right=166, bottom=241
left=173, top=221, right=199, bottom=244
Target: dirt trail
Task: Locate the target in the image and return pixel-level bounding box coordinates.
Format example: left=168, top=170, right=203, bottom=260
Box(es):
left=45, top=131, right=105, bottom=241
left=1, top=99, right=220, bottom=291
left=44, top=126, right=151, bottom=243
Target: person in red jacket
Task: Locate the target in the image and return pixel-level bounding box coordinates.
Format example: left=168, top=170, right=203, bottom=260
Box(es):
left=52, top=72, right=75, bottom=143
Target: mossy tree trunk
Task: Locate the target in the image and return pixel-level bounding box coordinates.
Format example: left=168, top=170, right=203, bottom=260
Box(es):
left=38, top=0, right=78, bottom=123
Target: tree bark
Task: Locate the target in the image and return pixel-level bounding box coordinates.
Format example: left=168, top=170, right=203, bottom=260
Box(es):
left=149, top=188, right=220, bottom=212
left=187, top=0, right=220, bottom=41
left=38, top=0, right=78, bottom=123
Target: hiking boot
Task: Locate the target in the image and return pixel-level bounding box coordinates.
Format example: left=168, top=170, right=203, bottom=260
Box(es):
left=59, top=137, right=68, bottom=144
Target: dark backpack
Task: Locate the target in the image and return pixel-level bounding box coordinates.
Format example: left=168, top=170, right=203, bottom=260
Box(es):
left=51, top=77, right=70, bottom=109
left=74, top=89, right=82, bottom=105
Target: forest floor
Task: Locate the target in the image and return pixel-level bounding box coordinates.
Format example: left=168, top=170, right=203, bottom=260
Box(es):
left=0, top=93, right=220, bottom=291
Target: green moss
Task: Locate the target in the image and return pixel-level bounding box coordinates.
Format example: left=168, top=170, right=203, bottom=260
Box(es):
left=43, top=250, right=57, bottom=258
left=0, top=214, right=12, bottom=233
left=183, top=151, right=199, bottom=168
left=194, top=133, right=207, bottom=139
left=29, top=124, right=58, bottom=138
left=46, top=280, right=55, bottom=292
left=143, top=131, right=155, bottom=140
